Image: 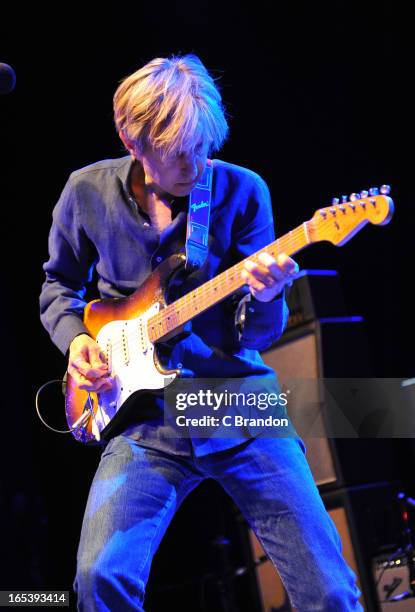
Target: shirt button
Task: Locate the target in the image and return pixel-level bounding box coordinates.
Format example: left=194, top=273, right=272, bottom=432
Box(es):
left=143, top=222, right=150, bottom=227
left=156, top=256, right=162, bottom=263
left=248, top=307, right=255, bottom=313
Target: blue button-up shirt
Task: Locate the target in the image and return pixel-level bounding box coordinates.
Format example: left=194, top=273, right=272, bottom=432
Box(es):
left=40, top=156, right=290, bottom=455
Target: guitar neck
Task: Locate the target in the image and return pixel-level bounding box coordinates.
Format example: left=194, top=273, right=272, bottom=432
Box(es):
left=147, top=221, right=310, bottom=343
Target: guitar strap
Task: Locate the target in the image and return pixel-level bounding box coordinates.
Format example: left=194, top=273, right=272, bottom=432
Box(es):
left=185, top=159, right=213, bottom=271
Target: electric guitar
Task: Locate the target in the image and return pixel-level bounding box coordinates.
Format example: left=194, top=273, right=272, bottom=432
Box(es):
left=65, top=187, right=394, bottom=444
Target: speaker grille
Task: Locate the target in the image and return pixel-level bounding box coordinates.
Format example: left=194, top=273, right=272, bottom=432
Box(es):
left=262, top=325, right=338, bottom=486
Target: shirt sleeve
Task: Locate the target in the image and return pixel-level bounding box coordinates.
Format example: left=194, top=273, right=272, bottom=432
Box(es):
left=39, top=176, right=97, bottom=355
left=232, top=172, right=289, bottom=351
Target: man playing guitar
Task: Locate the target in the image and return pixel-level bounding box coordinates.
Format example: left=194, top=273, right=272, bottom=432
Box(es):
left=40, top=54, right=363, bottom=610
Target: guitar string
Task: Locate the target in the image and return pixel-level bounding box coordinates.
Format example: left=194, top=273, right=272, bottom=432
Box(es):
left=105, top=222, right=312, bottom=353
left=96, top=202, right=379, bottom=353
left=152, top=201, right=378, bottom=330
left=107, top=205, right=375, bottom=352
left=143, top=205, right=372, bottom=339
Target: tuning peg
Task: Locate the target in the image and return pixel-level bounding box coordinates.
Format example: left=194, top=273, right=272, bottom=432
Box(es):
left=380, top=184, right=391, bottom=195
left=349, top=193, right=361, bottom=201
left=360, top=190, right=369, bottom=198
left=331, top=197, right=340, bottom=204
left=369, top=187, right=379, bottom=196
left=341, top=195, right=348, bottom=203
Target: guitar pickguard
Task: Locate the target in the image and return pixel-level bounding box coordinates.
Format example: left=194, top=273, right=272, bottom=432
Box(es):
left=91, top=302, right=177, bottom=438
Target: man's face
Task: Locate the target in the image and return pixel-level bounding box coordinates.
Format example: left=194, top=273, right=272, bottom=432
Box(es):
left=137, top=140, right=210, bottom=197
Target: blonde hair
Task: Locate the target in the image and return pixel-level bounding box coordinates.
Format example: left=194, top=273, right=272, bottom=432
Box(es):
left=113, top=54, right=229, bottom=159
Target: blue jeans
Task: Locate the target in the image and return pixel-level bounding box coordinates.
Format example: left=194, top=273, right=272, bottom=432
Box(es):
left=73, top=435, right=363, bottom=611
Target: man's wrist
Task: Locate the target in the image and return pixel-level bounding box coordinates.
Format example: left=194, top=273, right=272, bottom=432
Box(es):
left=251, top=288, right=284, bottom=303
left=70, top=332, right=92, bottom=347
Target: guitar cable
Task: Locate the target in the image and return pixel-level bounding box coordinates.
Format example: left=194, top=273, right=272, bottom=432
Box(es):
left=35, top=379, right=91, bottom=434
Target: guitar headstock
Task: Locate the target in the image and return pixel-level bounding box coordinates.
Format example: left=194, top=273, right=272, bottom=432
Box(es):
left=309, top=185, right=394, bottom=246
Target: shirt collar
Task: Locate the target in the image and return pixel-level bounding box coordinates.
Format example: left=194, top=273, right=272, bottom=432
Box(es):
left=115, top=155, right=135, bottom=194
left=115, top=155, right=189, bottom=216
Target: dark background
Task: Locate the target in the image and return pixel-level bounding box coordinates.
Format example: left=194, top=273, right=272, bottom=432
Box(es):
left=1, top=1, right=414, bottom=609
